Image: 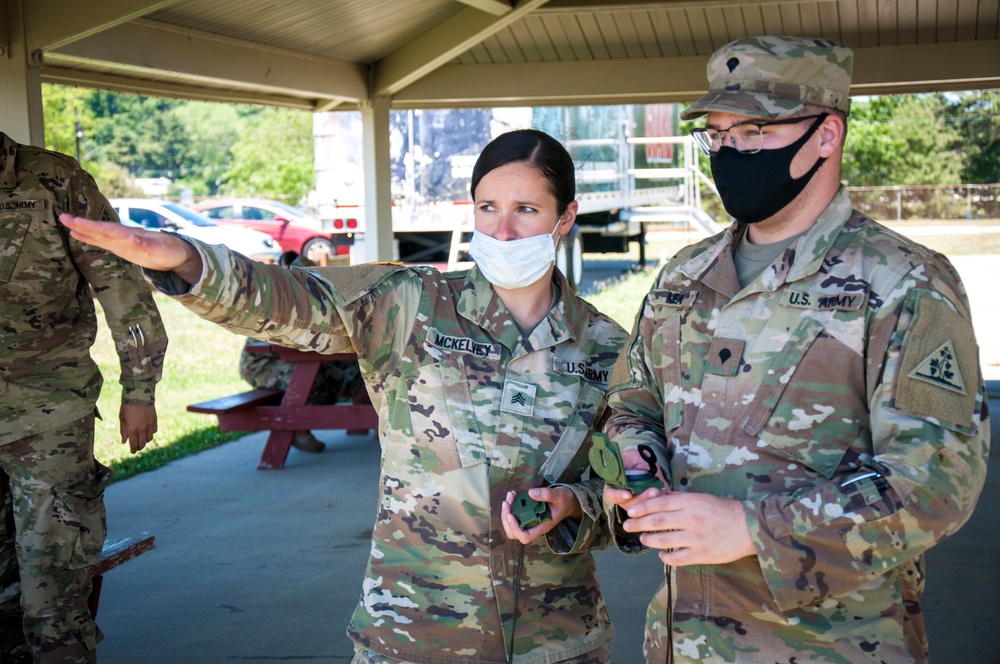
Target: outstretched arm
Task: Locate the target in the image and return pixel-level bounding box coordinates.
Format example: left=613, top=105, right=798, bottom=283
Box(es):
left=59, top=214, right=204, bottom=284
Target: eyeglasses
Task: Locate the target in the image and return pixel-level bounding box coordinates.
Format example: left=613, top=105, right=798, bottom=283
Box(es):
left=690, top=114, right=828, bottom=155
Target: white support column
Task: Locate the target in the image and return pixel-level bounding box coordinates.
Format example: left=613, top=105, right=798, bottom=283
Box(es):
left=359, top=96, right=394, bottom=263
left=1, top=0, right=45, bottom=146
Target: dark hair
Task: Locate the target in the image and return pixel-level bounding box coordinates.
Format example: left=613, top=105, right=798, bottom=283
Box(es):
left=470, top=129, right=575, bottom=215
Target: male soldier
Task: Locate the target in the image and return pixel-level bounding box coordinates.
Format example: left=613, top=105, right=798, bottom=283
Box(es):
left=603, top=36, right=990, bottom=662
left=0, top=132, right=167, bottom=663
left=238, top=253, right=362, bottom=453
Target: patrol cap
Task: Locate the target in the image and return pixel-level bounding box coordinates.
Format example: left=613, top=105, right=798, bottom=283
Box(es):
left=680, top=35, right=853, bottom=120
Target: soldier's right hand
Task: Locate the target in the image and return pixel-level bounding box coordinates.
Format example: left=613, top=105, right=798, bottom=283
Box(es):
left=602, top=445, right=666, bottom=509
left=59, top=214, right=204, bottom=284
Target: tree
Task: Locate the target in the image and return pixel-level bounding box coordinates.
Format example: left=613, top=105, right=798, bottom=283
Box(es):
left=170, top=101, right=244, bottom=196
left=220, top=108, right=314, bottom=202
left=41, top=85, right=96, bottom=163
left=948, top=91, right=1000, bottom=184
left=844, top=94, right=963, bottom=186
left=842, top=96, right=906, bottom=186
left=86, top=92, right=190, bottom=180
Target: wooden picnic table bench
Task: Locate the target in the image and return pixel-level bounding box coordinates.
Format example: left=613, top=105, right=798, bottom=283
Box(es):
left=187, top=344, right=377, bottom=470
left=89, top=534, right=156, bottom=618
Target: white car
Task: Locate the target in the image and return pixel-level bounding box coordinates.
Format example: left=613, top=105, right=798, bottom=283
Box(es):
left=110, top=198, right=281, bottom=263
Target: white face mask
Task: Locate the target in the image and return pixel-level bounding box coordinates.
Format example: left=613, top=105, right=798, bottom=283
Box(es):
left=469, top=219, right=562, bottom=290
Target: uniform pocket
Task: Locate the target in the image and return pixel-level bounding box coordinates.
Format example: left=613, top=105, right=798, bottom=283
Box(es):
left=648, top=293, right=693, bottom=434
left=0, top=212, right=31, bottom=283
left=48, top=461, right=113, bottom=571
left=539, top=381, right=606, bottom=483
left=740, top=316, right=866, bottom=478
left=404, top=359, right=485, bottom=474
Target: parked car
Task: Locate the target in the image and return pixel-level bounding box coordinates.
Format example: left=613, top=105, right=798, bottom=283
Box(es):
left=192, top=198, right=352, bottom=263
left=110, top=198, right=281, bottom=263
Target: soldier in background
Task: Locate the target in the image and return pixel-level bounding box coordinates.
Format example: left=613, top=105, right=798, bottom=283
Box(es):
left=602, top=36, right=990, bottom=663
left=238, top=252, right=362, bottom=454
left=61, top=129, right=628, bottom=664
left=0, top=132, right=168, bottom=663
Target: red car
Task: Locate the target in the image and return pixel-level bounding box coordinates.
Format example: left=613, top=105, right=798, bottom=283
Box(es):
left=193, top=198, right=353, bottom=263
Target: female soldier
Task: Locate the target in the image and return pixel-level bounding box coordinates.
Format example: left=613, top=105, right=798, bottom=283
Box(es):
left=61, top=129, right=626, bottom=664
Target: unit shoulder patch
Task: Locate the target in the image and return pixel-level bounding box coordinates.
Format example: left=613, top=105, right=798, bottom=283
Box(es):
left=908, top=340, right=966, bottom=394
left=894, top=294, right=979, bottom=431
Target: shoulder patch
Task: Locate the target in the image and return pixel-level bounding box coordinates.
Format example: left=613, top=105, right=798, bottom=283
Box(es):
left=908, top=340, right=966, bottom=394
left=894, top=295, right=979, bottom=431
left=310, top=262, right=408, bottom=304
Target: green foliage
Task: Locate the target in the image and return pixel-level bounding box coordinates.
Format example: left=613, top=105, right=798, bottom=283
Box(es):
left=949, top=91, right=1000, bottom=184
left=40, top=86, right=1000, bottom=213
left=220, top=108, right=315, bottom=201
left=41, top=85, right=95, bottom=161
left=843, top=93, right=996, bottom=187
left=170, top=101, right=243, bottom=194
left=88, top=162, right=146, bottom=198
left=87, top=92, right=191, bottom=179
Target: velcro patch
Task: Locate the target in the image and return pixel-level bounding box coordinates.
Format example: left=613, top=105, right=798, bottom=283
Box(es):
left=426, top=327, right=501, bottom=360
left=894, top=295, right=979, bottom=430
left=706, top=337, right=744, bottom=376
left=653, top=289, right=698, bottom=308
left=501, top=380, right=536, bottom=417
left=0, top=199, right=46, bottom=211
left=313, top=262, right=406, bottom=304
left=781, top=290, right=867, bottom=311
left=557, top=359, right=611, bottom=384
left=908, top=341, right=966, bottom=394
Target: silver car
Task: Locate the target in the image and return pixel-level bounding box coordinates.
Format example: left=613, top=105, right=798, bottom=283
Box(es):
left=110, top=198, right=281, bottom=263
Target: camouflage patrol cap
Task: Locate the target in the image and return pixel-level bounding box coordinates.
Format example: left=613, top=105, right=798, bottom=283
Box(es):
left=680, top=35, right=853, bottom=120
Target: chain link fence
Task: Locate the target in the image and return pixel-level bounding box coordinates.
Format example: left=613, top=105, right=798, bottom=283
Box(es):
left=847, top=184, right=1000, bottom=221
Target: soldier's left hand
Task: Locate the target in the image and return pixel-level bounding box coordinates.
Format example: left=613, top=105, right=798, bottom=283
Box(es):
left=500, top=487, right=582, bottom=545
left=622, top=492, right=756, bottom=566
left=120, top=403, right=158, bottom=453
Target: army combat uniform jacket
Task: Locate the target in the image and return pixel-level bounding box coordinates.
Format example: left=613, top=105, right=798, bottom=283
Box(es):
left=0, top=132, right=166, bottom=445
left=150, top=240, right=627, bottom=664
left=605, top=187, right=990, bottom=663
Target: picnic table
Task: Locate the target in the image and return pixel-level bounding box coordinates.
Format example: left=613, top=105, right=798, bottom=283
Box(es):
left=187, top=343, right=377, bottom=470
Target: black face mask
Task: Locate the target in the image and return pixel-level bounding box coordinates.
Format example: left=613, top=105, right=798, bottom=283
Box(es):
left=709, top=115, right=828, bottom=224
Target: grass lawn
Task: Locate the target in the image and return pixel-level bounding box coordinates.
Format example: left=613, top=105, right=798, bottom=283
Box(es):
left=92, top=294, right=249, bottom=481
left=90, top=220, right=1000, bottom=482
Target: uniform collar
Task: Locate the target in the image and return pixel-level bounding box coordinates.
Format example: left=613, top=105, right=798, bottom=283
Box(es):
left=0, top=133, right=18, bottom=189
left=457, top=265, right=579, bottom=352
left=680, top=186, right=854, bottom=295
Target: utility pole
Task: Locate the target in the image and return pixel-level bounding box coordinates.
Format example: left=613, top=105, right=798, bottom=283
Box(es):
left=75, top=109, right=84, bottom=163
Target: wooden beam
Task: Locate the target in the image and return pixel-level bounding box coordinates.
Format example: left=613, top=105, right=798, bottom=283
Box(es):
left=851, top=41, right=1000, bottom=93
left=453, top=0, right=515, bottom=15
left=49, top=19, right=369, bottom=102
left=393, top=54, right=708, bottom=106
left=393, top=39, right=1000, bottom=107
left=373, top=0, right=551, bottom=97
left=540, top=0, right=824, bottom=10
left=25, top=0, right=181, bottom=51
left=41, top=66, right=327, bottom=111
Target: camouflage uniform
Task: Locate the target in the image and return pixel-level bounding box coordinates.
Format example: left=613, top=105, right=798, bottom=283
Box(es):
left=0, top=133, right=167, bottom=662
left=148, top=239, right=627, bottom=663
left=238, top=338, right=361, bottom=404
left=605, top=187, right=990, bottom=662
